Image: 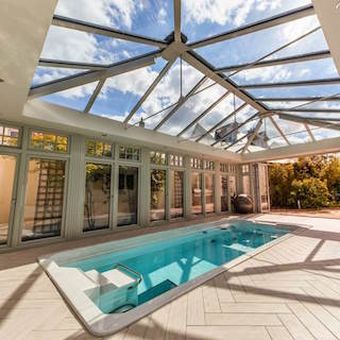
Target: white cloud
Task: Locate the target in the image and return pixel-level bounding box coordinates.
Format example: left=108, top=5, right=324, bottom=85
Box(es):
left=55, top=0, right=138, bottom=29
left=183, top=0, right=283, bottom=26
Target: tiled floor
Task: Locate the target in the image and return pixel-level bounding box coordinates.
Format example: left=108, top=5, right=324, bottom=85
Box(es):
left=0, top=214, right=340, bottom=339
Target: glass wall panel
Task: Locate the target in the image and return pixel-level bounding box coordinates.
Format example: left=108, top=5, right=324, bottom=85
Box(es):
left=242, top=175, right=251, bottom=195
left=192, top=172, right=203, bottom=215
left=170, top=170, right=184, bottom=219
left=150, top=169, right=166, bottom=221
left=229, top=175, right=237, bottom=197
left=84, top=163, right=111, bottom=232
left=205, top=174, right=215, bottom=214
left=0, top=155, right=16, bottom=245
left=220, top=175, right=229, bottom=212
left=118, top=166, right=138, bottom=226
left=22, top=158, right=66, bottom=241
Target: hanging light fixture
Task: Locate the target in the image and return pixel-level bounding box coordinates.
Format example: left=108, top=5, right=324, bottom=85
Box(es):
left=138, top=117, right=145, bottom=128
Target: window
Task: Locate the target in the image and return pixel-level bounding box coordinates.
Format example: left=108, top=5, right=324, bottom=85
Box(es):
left=0, top=155, right=16, bottom=245
left=150, top=169, right=166, bottom=221
left=0, top=125, right=20, bottom=147
left=22, top=158, right=66, bottom=241
left=192, top=172, right=203, bottom=215
left=205, top=173, right=215, bottom=213
left=150, top=151, right=167, bottom=166
left=30, top=131, right=68, bottom=153
left=118, top=166, right=138, bottom=226
left=84, top=163, right=111, bottom=232
left=119, top=145, right=140, bottom=161
left=229, top=165, right=237, bottom=174
left=169, top=154, right=183, bottom=167
left=170, top=170, right=184, bottom=219
left=242, top=165, right=250, bottom=173
left=86, top=140, right=113, bottom=158
left=191, top=157, right=204, bottom=169
left=220, top=163, right=229, bottom=173
left=204, top=160, right=215, bottom=171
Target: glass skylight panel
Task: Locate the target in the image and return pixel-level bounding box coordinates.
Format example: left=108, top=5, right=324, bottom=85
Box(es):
left=55, top=0, right=174, bottom=40
left=287, top=130, right=312, bottom=144
left=32, top=67, right=86, bottom=87
left=41, top=26, right=157, bottom=66
left=40, top=81, right=99, bottom=111
left=268, top=136, right=288, bottom=149
left=313, top=128, right=340, bottom=141
left=158, top=82, right=226, bottom=136
left=194, top=15, right=320, bottom=69
left=273, top=116, right=307, bottom=136
left=230, top=58, right=339, bottom=87
left=182, top=0, right=311, bottom=43
left=89, top=61, right=165, bottom=121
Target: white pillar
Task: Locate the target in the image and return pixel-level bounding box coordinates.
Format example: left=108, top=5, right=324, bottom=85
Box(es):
left=139, top=148, right=150, bottom=227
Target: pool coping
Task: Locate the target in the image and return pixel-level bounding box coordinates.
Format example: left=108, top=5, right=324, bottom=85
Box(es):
left=38, top=217, right=311, bottom=337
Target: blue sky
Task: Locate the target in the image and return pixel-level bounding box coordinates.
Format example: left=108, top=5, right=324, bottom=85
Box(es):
left=31, top=0, right=340, bottom=152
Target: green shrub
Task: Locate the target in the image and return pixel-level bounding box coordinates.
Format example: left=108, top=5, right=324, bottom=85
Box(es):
left=289, top=178, right=330, bottom=209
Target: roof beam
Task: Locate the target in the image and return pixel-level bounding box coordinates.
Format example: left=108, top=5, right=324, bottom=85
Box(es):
left=29, top=52, right=158, bottom=99
left=188, top=4, right=314, bottom=49
left=278, top=113, right=340, bottom=131
left=269, top=116, right=291, bottom=145
left=38, top=58, right=107, bottom=71
left=241, top=119, right=263, bottom=154
left=124, top=59, right=176, bottom=124
left=240, top=77, right=340, bottom=89
left=183, top=51, right=268, bottom=113
left=258, top=95, right=340, bottom=102
left=52, top=15, right=168, bottom=48
left=174, top=0, right=181, bottom=42
left=304, top=123, right=316, bottom=142
left=274, top=108, right=340, bottom=114
left=216, top=50, right=331, bottom=73
left=177, top=91, right=230, bottom=137
left=196, top=103, right=248, bottom=142
left=84, top=79, right=105, bottom=113
left=154, top=76, right=207, bottom=130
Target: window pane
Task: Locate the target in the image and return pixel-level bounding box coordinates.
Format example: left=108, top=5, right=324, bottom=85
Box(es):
left=0, top=125, right=20, bottom=147
left=0, top=155, right=16, bottom=245
left=22, top=159, right=66, bottom=241
left=171, top=170, right=184, bottom=219
left=205, top=174, right=215, bottom=214
left=221, top=175, right=228, bottom=212
left=84, top=163, right=111, bottom=232
left=242, top=175, right=251, bottom=195
left=118, top=166, right=138, bottom=226
left=30, top=131, right=68, bottom=153
left=192, top=172, right=203, bottom=215
left=229, top=175, right=237, bottom=198
left=150, top=169, right=166, bottom=221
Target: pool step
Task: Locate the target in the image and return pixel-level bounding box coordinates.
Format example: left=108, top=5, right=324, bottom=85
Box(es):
left=85, top=269, right=135, bottom=288
left=138, top=279, right=177, bottom=305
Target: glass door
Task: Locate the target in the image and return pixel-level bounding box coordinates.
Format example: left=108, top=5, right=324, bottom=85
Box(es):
left=118, top=166, right=139, bottom=226
left=191, top=172, right=203, bottom=215
left=220, top=175, right=228, bottom=212
left=0, top=154, right=17, bottom=246
left=205, top=173, right=215, bottom=214
left=150, top=169, right=166, bottom=221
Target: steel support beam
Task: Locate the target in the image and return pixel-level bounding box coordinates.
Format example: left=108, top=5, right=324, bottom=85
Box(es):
left=52, top=15, right=168, bottom=48
left=188, top=4, right=314, bottom=49
left=274, top=108, right=340, bottom=114
left=177, top=91, right=230, bottom=137
left=240, top=77, right=340, bottom=89
left=258, top=95, right=340, bottom=102
left=124, top=59, right=176, bottom=124
left=241, top=119, right=263, bottom=154
left=278, top=113, right=340, bottom=131
left=174, top=0, right=181, bottom=42
left=84, top=79, right=105, bottom=113
left=216, top=50, right=331, bottom=73
left=38, top=58, right=107, bottom=71
left=269, top=116, right=291, bottom=145
left=196, top=103, right=247, bottom=142
left=304, top=123, right=316, bottom=142
left=154, top=76, right=207, bottom=130
left=29, top=52, right=159, bottom=99
left=183, top=51, right=268, bottom=113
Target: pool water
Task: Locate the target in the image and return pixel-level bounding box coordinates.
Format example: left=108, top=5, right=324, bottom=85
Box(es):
left=66, top=222, right=288, bottom=313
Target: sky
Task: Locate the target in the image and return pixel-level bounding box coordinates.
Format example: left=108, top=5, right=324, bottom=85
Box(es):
left=31, top=0, right=340, bottom=152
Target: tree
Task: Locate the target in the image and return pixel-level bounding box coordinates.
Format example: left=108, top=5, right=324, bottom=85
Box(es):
left=321, top=158, right=340, bottom=201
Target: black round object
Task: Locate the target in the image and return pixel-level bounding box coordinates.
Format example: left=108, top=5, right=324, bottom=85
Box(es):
left=233, top=194, right=254, bottom=214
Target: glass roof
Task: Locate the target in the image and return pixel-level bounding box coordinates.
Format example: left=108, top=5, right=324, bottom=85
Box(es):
left=29, top=0, right=340, bottom=154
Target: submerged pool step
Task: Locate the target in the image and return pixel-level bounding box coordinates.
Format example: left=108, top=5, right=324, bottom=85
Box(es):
left=138, top=279, right=177, bottom=305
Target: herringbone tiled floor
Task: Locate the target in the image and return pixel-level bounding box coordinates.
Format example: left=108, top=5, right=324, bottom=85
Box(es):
left=1, top=214, right=340, bottom=339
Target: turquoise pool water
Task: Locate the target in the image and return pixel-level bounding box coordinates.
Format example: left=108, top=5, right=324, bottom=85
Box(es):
left=66, top=221, right=288, bottom=313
